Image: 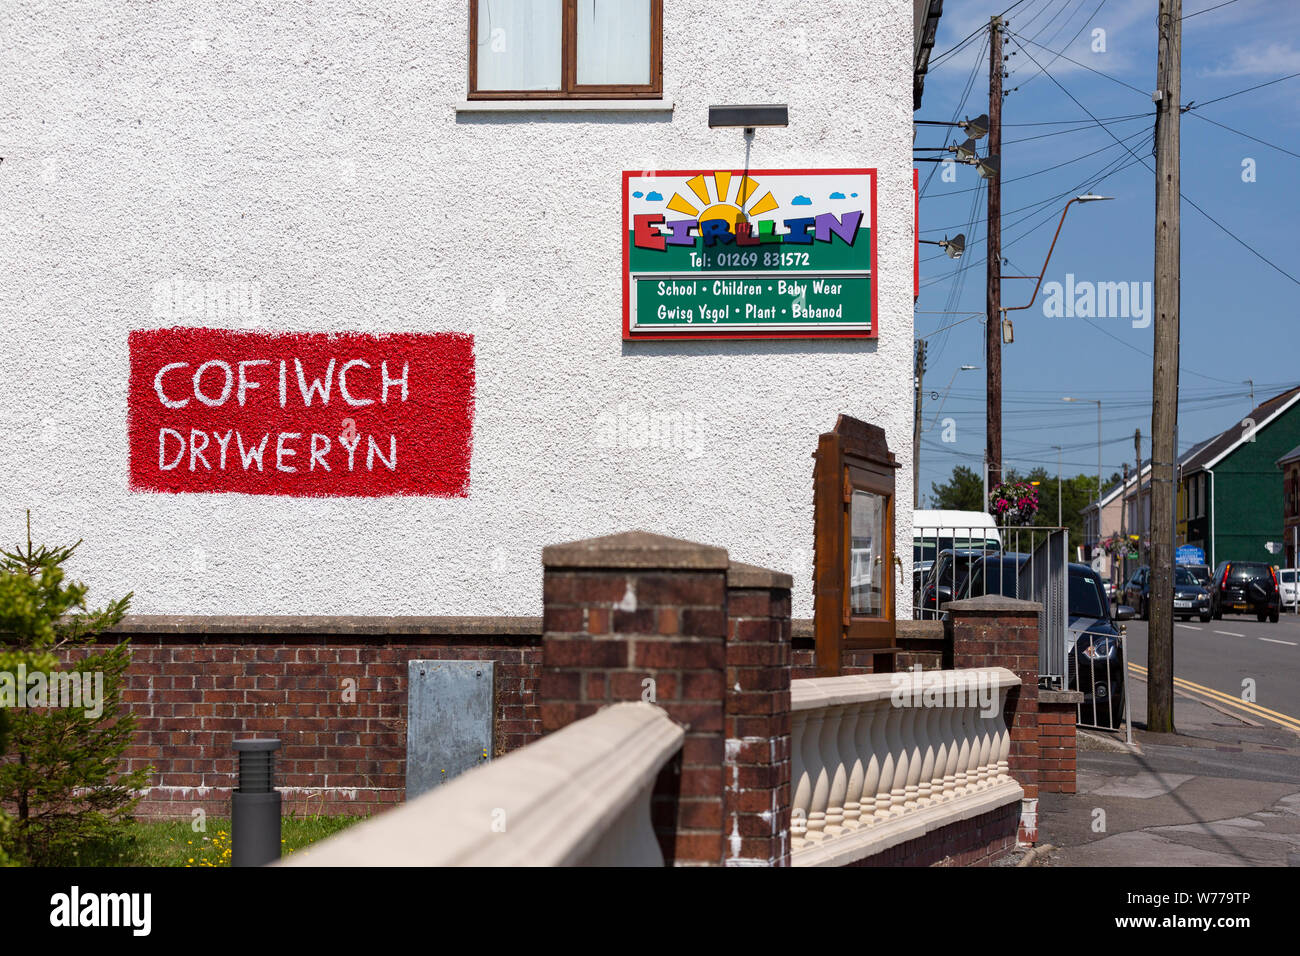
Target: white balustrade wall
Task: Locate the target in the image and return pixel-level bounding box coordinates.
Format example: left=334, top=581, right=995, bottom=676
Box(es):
left=790, top=668, right=1024, bottom=866
left=282, top=702, right=682, bottom=867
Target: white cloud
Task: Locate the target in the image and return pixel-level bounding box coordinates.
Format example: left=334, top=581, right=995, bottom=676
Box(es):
left=1199, top=42, right=1300, bottom=78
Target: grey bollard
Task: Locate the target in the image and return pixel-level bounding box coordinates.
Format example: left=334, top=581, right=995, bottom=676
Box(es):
left=232, top=738, right=281, bottom=867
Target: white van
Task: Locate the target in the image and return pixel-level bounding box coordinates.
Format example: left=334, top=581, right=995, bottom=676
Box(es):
left=912, top=509, right=1002, bottom=569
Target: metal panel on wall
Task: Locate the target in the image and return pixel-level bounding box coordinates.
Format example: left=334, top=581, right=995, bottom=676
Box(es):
left=405, top=661, right=493, bottom=800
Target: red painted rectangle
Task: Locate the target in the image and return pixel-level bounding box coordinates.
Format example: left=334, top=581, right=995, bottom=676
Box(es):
left=128, top=328, right=474, bottom=497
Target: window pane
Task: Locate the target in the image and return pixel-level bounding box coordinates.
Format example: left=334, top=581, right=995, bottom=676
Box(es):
left=576, top=0, right=651, bottom=86
left=477, top=0, right=562, bottom=91
left=849, top=490, right=885, bottom=616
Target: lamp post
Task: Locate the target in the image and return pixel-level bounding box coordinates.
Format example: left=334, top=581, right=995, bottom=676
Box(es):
left=1063, top=397, right=1103, bottom=550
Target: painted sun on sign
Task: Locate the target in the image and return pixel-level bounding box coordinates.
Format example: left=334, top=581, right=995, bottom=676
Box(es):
left=662, top=172, right=781, bottom=229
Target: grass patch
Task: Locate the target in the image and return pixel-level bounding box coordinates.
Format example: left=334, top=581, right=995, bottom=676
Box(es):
left=46, top=813, right=365, bottom=867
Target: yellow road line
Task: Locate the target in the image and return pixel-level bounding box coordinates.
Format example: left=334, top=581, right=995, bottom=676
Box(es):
left=1127, top=662, right=1300, bottom=733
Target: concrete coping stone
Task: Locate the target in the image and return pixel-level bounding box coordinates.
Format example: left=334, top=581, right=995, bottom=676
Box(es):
left=943, top=594, right=1043, bottom=614
left=791, top=667, right=1020, bottom=711
left=542, top=530, right=729, bottom=571
left=280, top=702, right=683, bottom=867
left=726, top=561, right=793, bottom=591
left=1039, top=688, right=1085, bottom=705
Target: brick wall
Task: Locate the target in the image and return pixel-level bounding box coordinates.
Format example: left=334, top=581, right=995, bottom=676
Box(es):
left=72, top=618, right=543, bottom=818
left=946, top=595, right=1043, bottom=844
left=1038, top=691, right=1082, bottom=794
left=844, top=803, right=1019, bottom=867
left=724, top=563, right=792, bottom=866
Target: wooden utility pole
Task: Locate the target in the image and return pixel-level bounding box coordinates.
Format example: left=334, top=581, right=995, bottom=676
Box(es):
left=1134, top=429, right=1143, bottom=565
left=985, top=16, right=1003, bottom=490
left=1148, top=0, right=1181, bottom=734
left=914, top=339, right=927, bottom=507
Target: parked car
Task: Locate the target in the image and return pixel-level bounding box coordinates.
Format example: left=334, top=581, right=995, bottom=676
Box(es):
left=1121, top=565, right=1211, bottom=622
left=915, top=548, right=994, bottom=619
left=1209, top=561, right=1281, bottom=622
left=959, top=553, right=1134, bottom=728
left=1278, top=568, right=1299, bottom=612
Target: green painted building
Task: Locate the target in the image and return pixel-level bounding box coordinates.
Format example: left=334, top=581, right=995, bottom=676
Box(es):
left=1177, top=386, right=1300, bottom=568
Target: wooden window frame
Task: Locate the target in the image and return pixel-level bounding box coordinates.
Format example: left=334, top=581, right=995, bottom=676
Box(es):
left=468, top=0, right=663, bottom=100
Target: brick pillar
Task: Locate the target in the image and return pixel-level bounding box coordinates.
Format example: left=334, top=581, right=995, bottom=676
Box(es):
left=539, top=531, right=729, bottom=866
left=723, top=562, right=793, bottom=867
left=1037, top=689, right=1082, bottom=794
left=945, top=595, right=1041, bottom=844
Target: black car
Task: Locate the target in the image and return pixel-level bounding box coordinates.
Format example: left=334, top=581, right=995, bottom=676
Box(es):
left=960, top=554, right=1134, bottom=728
left=1184, top=564, right=1212, bottom=588
left=915, top=547, right=997, bottom=619
left=1210, top=561, right=1281, bottom=622
left=1121, top=565, right=1212, bottom=622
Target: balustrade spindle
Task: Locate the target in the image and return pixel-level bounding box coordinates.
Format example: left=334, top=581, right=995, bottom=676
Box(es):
left=805, top=712, right=830, bottom=843
left=791, top=712, right=810, bottom=849
left=839, top=708, right=864, bottom=830
left=822, top=705, right=848, bottom=837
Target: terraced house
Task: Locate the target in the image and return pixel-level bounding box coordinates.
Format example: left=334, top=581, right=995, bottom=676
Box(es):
left=1176, top=386, right=1300, bottom=568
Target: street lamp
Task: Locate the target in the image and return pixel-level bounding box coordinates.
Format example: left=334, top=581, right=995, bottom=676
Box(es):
left=918, top=233, right=966, bottom=259
left=1063, top=397, right=1103, bottom=548
left=1000, top=195, right=1115, bottom=339
left=914, top=114, right=990, bottom=140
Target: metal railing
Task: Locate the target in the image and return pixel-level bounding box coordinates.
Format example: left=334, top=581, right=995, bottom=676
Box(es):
left=1068, top=627, right=1133, bottom=743
left=912, top=524, right=1070, bottom=684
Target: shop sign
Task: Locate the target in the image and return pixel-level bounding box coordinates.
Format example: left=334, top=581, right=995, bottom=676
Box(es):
left=623, top=168, right=876, bottom=339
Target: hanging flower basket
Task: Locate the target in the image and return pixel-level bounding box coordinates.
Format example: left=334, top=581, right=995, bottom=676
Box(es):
left=988, top=480, right=1039, bottom=526
left=1100, top=533, right=1128, bottom=557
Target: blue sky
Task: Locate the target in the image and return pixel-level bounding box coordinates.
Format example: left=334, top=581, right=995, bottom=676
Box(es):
left=915, top=0, right=1300, bottom=501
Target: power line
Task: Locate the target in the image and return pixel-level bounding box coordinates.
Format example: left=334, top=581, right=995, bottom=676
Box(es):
left=1185, top=110, right=1300, bottom=161
left=1006, top=26, right=1150, bottom=97
left=1002, top=112, right=1149, bottom=145
left=922, top=121, right=1153, bottom=201
left=1189, top=71, right=1300, bottom=110
left=1005, top=0, right=1110, bottom=96
left=1181, top=0, right=1244, bottom=20
left=1007, top=34, right=1300, bottom=286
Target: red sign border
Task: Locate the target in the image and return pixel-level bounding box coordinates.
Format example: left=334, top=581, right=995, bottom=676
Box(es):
left=621, top=167, right=879, bottom=342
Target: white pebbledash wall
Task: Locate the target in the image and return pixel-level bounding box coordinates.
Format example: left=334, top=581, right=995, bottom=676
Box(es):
left=0, top=1, right=914, bottom=618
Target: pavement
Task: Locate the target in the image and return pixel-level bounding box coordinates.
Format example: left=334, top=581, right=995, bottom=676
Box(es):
left=1031, top=616, right=1300, bottom=867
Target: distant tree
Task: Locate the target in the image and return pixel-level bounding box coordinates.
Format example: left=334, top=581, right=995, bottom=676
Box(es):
left=929, top=465, right=985, bottom=512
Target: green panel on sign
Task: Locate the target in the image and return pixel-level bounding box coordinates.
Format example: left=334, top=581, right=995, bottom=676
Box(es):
left=628, top=230, right=871, bottom=273
left=635, top=276, right=871, bottom=329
